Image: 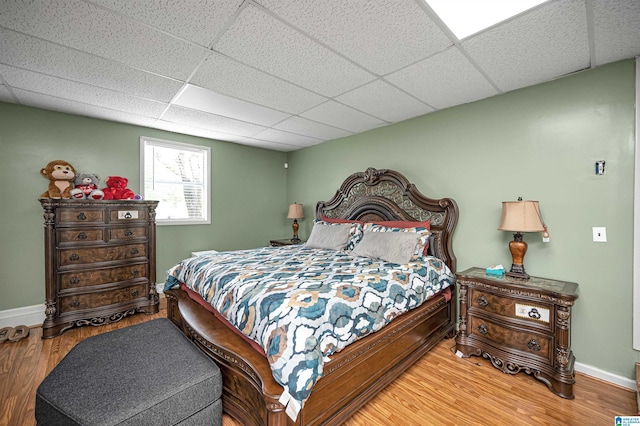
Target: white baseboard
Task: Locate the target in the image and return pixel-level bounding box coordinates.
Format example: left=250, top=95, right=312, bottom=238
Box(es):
left=0, top=301, right=636, bottom=392
left=575, top=361, right=636, bottom=391
left=0, top=304, right=45, bottom=328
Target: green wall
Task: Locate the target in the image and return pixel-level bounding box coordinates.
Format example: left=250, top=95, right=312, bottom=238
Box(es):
left=0, top=103, right=288, bottom=311
left=287, top=60, right=638, bottom=380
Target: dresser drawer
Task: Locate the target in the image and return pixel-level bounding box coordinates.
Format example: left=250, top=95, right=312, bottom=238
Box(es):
left=57, top=209, right=105, bottom=225
left=109, top=226, right=148, bottom=242
left=58, top=283, right=147, bottom=314
left=58, top=243, right=147, bottom=267
left=109, top=208, right=148, bottom=222
left=468, top=315, right=552, bottom=364
left=58, top=228, right=104, bottom=244
left=59, top=264, right=148, bottom=290
left=469, top=288, right=553, bottom=331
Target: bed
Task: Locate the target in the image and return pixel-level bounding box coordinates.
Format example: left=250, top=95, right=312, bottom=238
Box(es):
left=164, top=167, right=459, bottom=425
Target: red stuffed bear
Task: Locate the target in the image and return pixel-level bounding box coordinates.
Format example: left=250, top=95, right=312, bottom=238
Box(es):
left=101, top=176, right=135, bottom=200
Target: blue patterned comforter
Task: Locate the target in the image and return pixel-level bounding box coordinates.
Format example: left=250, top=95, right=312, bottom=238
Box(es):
left=165, top=245, right=454, bottom=420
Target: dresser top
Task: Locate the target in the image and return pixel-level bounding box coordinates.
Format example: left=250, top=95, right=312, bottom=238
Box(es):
left=457, top=267, right=578, bottom=298
left=39, top=198, right=159, bottom=208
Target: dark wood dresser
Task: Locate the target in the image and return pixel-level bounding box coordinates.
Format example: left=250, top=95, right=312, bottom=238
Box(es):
left=40, top=199, right=159, bottom=338
left=455, top=267, right=578, bottom=398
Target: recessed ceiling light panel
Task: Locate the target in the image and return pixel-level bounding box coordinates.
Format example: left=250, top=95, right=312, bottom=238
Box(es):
left=425, top=0, right=550, bottom=39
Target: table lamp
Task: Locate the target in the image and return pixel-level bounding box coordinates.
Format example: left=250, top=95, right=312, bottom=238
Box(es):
left=498, top=198, right=545, bottom=280
left=287, top=203, right=304, bottom=242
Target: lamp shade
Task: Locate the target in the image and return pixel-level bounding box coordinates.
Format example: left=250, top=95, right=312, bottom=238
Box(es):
left=287, top=203, right=304, bottom=219
left=498, top=200, right=544, bottom=232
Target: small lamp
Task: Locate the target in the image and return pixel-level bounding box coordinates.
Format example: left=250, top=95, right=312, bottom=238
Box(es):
left=498, top=198, right=545, bottom=280
left=287, top=203, right=304, bottom=242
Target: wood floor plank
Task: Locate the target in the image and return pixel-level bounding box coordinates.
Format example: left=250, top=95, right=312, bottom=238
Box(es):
left=0, top=307, right=635, bottom=426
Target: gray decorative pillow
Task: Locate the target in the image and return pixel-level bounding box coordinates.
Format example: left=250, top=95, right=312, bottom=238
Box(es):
left=350, top=230, right=419, bottom=264
left=306, top=222, right=354, bottom=251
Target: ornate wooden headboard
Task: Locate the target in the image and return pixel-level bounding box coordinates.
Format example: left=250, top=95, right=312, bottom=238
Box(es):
left=316, top=167, right=459, bottom=272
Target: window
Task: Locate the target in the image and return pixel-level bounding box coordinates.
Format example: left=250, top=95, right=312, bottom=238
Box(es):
left=140, top=137, right=210, bottom=225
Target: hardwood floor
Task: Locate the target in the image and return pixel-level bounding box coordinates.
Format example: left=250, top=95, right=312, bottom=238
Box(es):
left=1, top=304, right=635, bottom=426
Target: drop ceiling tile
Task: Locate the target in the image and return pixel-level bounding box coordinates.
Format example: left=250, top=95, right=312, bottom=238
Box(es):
left=0, top=0, right=209, bottom=80
left=274, top=116, right=352, bottom=140
left=251, top=128, right=323, bottom=147
left=300, top=101, right=385, bottom=133
left=89, top=0, right=243, bottom=47
left=191, top=53, right=327, bottom=114
left=386, top=47, right=499, bottom=110
left=3, top=68, right=167, bottom=118
left=0, top=28, right=67, bottom=69
left=0, top=84, right=15, bottom=102
left=0, top=29, right=183, bottom=102
left=257, top=0, right=452, bottom=76
left=592, top=0, right=640, bottom=66
left=173, top=84, right=291, bottom=126
left=214, top=4, right=375, bottom=97
left=336, top=79, right=434, bottom=122
left=152, top=119, right=243, bottom=142
left=12, top=88, right=158, bottom=127
left=462, top=0, right=590, bottom=92
left=226, top=136, right=300, bottom=152
left=162, top=105, right=267, bottom=137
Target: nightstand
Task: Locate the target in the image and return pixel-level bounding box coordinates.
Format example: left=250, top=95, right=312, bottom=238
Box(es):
left=455, top=267, right=578, bottom=399
left=269, top=239, right=305, bottom=247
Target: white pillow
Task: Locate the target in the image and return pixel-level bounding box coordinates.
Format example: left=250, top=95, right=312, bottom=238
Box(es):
left=306, top=222, right=353, bottom=251
left=350, top=230, right=419, bottom=264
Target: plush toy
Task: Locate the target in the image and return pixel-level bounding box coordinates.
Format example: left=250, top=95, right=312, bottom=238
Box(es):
left=102, top=176, right=135, bottom=200
left=40, top=160, right=77, bottom=199
left=70, top=173, right=104, bottom=200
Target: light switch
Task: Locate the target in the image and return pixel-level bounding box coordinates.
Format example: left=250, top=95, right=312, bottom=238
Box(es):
left=592, top=227, right=607, bottom=242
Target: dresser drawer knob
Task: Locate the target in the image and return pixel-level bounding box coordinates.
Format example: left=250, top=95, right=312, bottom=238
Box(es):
left=124, top=229, right=133, bottom=237
left=528, top=308, right=541, bottom=320
left=477, top=324, right=488, bottom=334
left=527, top=339, right=541, bottom=352
left=77, top=213, right=86, bottom=220
left=70, top=299, right=80, bottom=308
left=131, top=289, right=139, bottom=297
left=70, top=276, right=80, bottom=285
left=130, top=248, right=139, bottom=255
left=77, top=232, right=87, bottom=240
left=132, top=269, right=139, bottom=276
left=477, top=296, right=488, bottom=307
left=69, top=253, right=80, bottom=261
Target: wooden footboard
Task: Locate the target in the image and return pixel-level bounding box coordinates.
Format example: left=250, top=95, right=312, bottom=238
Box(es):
left=165, top=286, right=456, bottom=426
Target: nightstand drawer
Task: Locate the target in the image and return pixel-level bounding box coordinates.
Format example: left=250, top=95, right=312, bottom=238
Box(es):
left=469, top=288, right=553, bottom=331
left=468, top=315, right=552, bottom=364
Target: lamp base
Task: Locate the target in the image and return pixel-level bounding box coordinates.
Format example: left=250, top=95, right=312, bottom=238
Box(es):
left=506, top=233, right=530, bottom=280
left=506, top=263, right=530, bottom=280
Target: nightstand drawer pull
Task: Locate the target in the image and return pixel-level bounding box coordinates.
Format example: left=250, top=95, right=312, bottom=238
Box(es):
left=77, top=232, right=87, bottom=240
left=70, top=299, right=80, bottom=308
left=527, top=339, right=541, bottom=352
left=477, top=296, right=488, bottom=307
left=132, top=269, right=139, bottom=276
left=70, top=276, right=80, bottom=285
left=528, top=308, right=541, bottom=320
left=131, top=289, right=139, bottom=297
left=77, top=213, right=87, bottom=220
left=124, top=229, right=133, bottom=237
left=477, top=324, right=488, bottom=334
left=69, top=253, right=80, bottom=261
left=130, top=248, right=139, bottom=255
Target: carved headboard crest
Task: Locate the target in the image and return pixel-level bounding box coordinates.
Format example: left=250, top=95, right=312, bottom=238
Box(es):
left=316, top=167, right=459, bottom=272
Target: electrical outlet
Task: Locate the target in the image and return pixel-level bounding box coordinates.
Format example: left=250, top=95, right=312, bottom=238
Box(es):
left=592, top=227, right=607, bottom=242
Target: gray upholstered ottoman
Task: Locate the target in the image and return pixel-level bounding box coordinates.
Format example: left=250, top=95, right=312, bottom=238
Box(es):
left=35, top=318, right=222, bottom=426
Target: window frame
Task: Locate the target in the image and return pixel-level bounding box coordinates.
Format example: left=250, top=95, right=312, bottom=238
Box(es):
left=140, top=136, right=211, bottom=226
